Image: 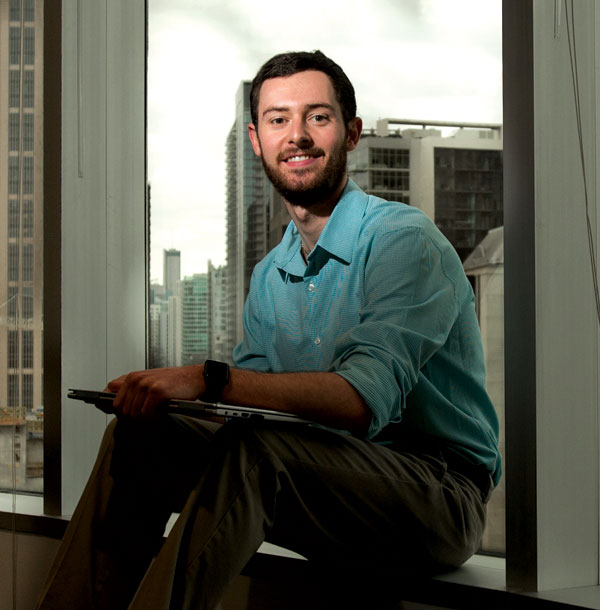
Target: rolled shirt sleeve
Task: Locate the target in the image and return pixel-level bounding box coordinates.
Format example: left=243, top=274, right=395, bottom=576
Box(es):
left=332, top=224, right=467, bottom=438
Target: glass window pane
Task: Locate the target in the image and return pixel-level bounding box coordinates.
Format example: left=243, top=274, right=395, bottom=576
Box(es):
left=23, top=113, right=34, bottom=151
left=23, top=27, right=35, bottom=65
left=22, top=243, right=34, bottom=281
left=9, top=0, right=21, bottom=22
left=7, top=286, right=19, bottom=319
left=1, top=2, right=44, bottom=495
left=9, top=70, right=21, bottom=107
left=149, top=0, right=503, bottom=555
left=22, top=286, right=33, bottom=319
left=8, top=331, right=19, bottom=369
left=8, top=375, right=20, bottom=407
left=8, top=200, right=20, bottom=238
left=8, top=157, right=20, bottom=194
left=9, top=27, right=20, bottom=65
left=22, top=375, right=33, bottom=408
left=22, top=200, right=34, bottom=237
left=24, top=0, right=35, bottom=22
left=22, top=331, right=33, bottom=368
left=23, top=156, right=34, bottom=194
left=23, top=70, right=34, bottom=108
left=9, top=113, right=20, bottom=151
left=8, top=243, right=19, bottom=281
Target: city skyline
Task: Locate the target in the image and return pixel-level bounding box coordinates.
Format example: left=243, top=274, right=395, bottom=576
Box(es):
left=147, top=0, right=502, bottom=280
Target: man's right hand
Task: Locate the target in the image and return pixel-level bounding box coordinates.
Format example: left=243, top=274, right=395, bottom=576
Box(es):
left=105, top=365, right=205, bottom=417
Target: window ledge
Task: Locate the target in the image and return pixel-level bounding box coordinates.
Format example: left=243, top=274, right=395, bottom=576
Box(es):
left=3, top=504, right=600, bottom=609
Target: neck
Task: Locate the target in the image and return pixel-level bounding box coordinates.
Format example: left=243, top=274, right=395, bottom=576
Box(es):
left=284, top=177, right=347, bottom=254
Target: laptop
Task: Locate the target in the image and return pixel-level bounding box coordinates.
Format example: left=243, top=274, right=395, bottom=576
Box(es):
left=68, top=388, right=313, bottom=425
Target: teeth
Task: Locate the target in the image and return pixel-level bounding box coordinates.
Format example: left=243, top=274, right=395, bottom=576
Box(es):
left=288, top=155, right=311, bottom=162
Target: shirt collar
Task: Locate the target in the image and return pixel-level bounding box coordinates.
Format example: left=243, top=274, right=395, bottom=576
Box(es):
left=273, top=179, right=369, bottom=279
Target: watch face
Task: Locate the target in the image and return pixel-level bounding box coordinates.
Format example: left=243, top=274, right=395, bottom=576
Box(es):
left=203, top=361, right=230, bottom=405
left=204, top=360, right=229, bottom=383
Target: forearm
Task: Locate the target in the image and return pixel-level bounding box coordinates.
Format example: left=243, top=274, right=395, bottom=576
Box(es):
left=107, top=364, right=372, bottom=436
left=222, top=368, right=371, bottom=436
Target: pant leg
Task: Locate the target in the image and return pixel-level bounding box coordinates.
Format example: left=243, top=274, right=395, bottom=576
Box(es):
left=35, top=414, right=220, bottom=610
left=128, top=420, right=487, bottom=610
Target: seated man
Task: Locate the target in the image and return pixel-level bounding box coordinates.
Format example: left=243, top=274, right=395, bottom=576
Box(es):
left=36, top=50, right=501, bottom=610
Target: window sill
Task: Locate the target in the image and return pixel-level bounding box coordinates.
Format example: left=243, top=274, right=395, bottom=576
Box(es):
left=2, top=502, right=600, bottom=609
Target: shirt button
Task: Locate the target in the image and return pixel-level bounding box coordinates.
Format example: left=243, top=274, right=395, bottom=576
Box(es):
left=314, top=337, right=321, bottom=345
left=308, top=283, right=316, bottom=292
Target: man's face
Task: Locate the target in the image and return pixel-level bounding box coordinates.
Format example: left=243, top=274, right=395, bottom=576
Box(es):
left=248, top=70, right=361, bottom=208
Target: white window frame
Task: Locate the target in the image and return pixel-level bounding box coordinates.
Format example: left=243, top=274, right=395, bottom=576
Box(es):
left=43, top=0, right=147, bottom=517
left=504, top=0, right=600, bottom=592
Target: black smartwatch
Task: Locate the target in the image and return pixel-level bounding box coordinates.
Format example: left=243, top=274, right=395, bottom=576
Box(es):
left=202, top=360, right=230, bottom=403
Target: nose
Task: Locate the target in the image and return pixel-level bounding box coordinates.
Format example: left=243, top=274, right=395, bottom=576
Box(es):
left=289, top=119, right=313, bottom=148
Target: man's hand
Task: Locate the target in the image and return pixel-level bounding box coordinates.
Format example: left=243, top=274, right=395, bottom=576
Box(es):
left=106, top=365, right=205, bottom=417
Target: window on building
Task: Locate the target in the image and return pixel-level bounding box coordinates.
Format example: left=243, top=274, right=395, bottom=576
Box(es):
left=24, top=0, right=35, bottom=22
left=22, top=286, right=34, bottom=319
left=7, top=286, right=19, bottom=318
left=23, top=156, right=34, bottom=194
left=9, top=27, right=20, bottom=65
left=9, top=113, right=20, bottom=151
left=22, top=330, right=33, bottom=369
left=23, top=70, right=34, bottom=107
left=7, top=374, right=20, bottom=408
left=23, top=27, right=35, bottom=65
left=8, top=157, right=20, bottom=194
left=23, top=113, right=34, bottom=151
left=22, top=243, right=34, bottom=281
left=9, top=200, right=20, bottom=238
left=9, top=0, right=21, bottom=21
left=8, top=330, right=19, bottom=369
left=22, top=374, right=34, bottom=409
left=8, top=243, right=19, bottom=281
left=22, top=200, right=33, bottom=237
left=9, top=70, right=20, bottom=107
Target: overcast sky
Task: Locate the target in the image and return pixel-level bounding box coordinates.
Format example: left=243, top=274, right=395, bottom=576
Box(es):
left=148, top=0, right=502, bottom=282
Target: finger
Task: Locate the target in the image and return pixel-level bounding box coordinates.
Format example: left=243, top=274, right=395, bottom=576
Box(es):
left=106, top=374, right=127, bottom=393
left=140, top=383, right=167, bottom=417
left=115, top=372, right=141, bottom=415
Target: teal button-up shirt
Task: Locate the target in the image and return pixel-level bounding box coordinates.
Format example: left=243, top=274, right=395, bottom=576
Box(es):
left=233, top=179, right=501, bottom=484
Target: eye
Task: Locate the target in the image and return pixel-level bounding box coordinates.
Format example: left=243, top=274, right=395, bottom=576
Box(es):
left=269, top=117, right=286, bottom=126
left=310, top=114, right=329, bottom=124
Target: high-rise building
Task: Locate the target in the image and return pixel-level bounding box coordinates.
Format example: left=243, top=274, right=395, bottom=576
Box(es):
left=179, top=274, right=209, bottom=366
left=464, top=226, right=505, bottom=553
left=0, top=0, right=44, bottom=492
left=163, top=248, right=181, bottom=298
left=149, top=303, right=163, bottom=368
left=166, top=293, right=181, bottom=367
left=267, top=184, right=288, bottom=253
left=348, top=119, right=503, bottom=261
left=225, top=82, right=271, bottom=352
left=208, top=261, right=230, bottom=364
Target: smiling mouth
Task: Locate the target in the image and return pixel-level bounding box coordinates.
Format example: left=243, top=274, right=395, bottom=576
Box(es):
left=279, top=148, right=325, bottom=164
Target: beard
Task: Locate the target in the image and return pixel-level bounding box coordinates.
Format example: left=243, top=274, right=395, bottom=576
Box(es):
left=259, top=139, right=348, bottom=208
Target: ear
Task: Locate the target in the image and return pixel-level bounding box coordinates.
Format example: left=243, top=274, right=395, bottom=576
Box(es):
left=345, top=117, right=363, bottom=152
left=248, top=123, right=262, bottom=157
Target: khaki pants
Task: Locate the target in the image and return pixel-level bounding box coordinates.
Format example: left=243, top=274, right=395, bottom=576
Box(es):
left=36, top=415, right=487, bottom=610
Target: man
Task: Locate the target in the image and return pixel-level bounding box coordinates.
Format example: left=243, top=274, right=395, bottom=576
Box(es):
left=37, top=51, right=500, bottom=610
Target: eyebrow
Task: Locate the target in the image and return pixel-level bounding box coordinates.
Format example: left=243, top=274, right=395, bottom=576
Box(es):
left=261, top=102, right=337, bottom=119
